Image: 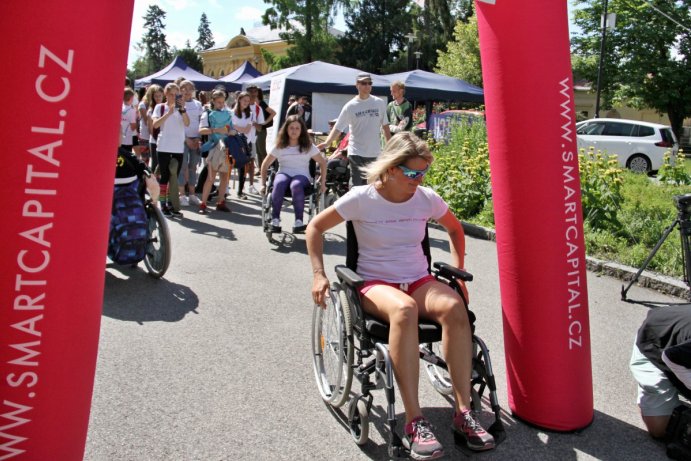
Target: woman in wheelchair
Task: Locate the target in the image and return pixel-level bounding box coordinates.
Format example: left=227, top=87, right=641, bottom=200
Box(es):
left=260, top=115, right=326, bottom=233
left=115, top=146, right=159, bottom=202
left=307, top=132, right=495, bottom=459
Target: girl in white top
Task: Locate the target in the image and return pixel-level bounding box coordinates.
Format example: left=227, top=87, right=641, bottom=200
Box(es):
left=144, top=85, right=164, bottom=172
left=232, top=91, right=254, bottom=198
left=306, top=132, right=495, bottom=457
left=259, top=115, right=326, bottom=232
left=152, top=83, right=189, bottom=216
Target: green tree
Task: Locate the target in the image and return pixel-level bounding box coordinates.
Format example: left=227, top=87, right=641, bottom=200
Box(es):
left=572, top=0, right=691, bottom=138
left=196, top=12, right=215, bottom=51
left=413, top=0, right=457, bottom=70
left=262, top=0, right=341, bottom=65
left=337, top=0, right=414, bottom=73
left=435, top=15, right=482, bottom=86
left=139, top=5, right=172, bottom=74
left=175, top=40, right=204, bottom=72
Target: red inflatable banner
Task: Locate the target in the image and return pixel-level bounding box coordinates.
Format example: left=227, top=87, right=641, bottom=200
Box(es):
left=0, top=2, right=134, bottom=459
left=476, top=0, right=593, bottom=430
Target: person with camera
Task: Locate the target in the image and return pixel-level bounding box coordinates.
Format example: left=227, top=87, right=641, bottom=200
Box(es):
left=152, top=82, right=189, bottom=217
left=630, top=304, right=691, bottom=439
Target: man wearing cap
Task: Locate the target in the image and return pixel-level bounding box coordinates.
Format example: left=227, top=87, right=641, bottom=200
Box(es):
left=318, top=73, right=391, bottom=186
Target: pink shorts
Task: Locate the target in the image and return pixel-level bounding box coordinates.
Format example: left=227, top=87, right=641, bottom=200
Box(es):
left=359, top=274, right=436, bottom=297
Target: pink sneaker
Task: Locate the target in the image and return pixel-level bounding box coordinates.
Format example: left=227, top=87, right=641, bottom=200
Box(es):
left=403, top=417, right=444, bottom=460
left=452, top=410, right=495, bottom=451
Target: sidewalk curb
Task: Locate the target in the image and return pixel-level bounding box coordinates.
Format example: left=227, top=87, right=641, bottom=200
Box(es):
left=453, top=221, right=690, bottom=300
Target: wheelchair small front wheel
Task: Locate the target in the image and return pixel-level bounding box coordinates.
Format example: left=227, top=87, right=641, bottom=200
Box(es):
left=348, top=398, right=369, bottom=446
left=143, top=203, right=171, bottom=278
left=424, top=341, right=453, bottom=396
left=311, top=282, right=354, bottom=408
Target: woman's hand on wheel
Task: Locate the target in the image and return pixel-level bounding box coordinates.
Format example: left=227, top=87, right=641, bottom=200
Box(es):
left=312, top=273, right=330, bottom=308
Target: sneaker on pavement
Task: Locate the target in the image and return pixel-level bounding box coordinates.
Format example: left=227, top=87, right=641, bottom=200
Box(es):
left=271, top=218, right=281, bottom=228
left=403, top=417, right=444, bottom=461
left=249, top=185, right=258, bottom=194
left=293, top=219, right=306, bottom=233
left=179, top=195, right=190, bottom=207
left=162, top=205, right=173, bottom=217
left=198, top=203, right=207, bottom=214
left=171, top=210, right=183, bottom=218
left=452, top=410, right=495, bottom=451
left=188, top=195, right=201, bottom=206
left=216, top=202, right=231, bottom=212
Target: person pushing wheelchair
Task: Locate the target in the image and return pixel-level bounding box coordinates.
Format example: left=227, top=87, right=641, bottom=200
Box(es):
left=307, top=132, right=495, bottom=460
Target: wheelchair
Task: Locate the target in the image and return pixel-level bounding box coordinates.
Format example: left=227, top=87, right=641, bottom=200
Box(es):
left=311, top=223, right=505, bottom=457
left=108, top=182, right=172, bottom=279
left=323, top=156, right=350, bottom=209
left=261, top=159, right=324, bottom=242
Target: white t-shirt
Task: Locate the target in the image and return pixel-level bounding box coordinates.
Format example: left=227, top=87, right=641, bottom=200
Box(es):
left=120, top=103, right=137, bottom=146
left=232, top=111, right=258, bottom=143
left=270, top=144, right=320, bottom=178
left=147, top=106, right=156, bottom=144
left=153, top=103, right=185, bottom=154
left=137, top=101, right=150, bottom=140
left=334, top=185, right=448, bottom=283
left=184, top=99, right=204, bottom=138
left=334, top=96, right=389, bottom=158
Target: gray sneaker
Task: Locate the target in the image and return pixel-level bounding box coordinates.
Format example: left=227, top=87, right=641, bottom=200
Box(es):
left=403, top=417, right=444, bottom=460
left=452, top=410, right=495, bottom=451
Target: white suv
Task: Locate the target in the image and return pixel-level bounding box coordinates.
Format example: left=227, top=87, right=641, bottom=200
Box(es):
left=576, top=118, right=678, bottom=173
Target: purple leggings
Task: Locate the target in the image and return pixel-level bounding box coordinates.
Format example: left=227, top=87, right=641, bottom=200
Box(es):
left=272, top=173, right=310, bottom=220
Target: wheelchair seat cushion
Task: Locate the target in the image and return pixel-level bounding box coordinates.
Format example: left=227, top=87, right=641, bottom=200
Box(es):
left=364, top=315, right=443, bottom=344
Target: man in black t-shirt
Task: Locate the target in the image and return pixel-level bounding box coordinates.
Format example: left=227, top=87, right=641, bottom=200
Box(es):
left=630, top=305, right=691, bottom=438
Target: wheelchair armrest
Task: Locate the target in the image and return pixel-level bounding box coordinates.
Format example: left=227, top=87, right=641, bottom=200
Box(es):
left=335, top=265, right=364, bottom=288
left=432, top=262, right=473, bottom=282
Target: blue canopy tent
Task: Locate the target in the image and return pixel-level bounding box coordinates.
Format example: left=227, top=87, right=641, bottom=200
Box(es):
left=134, top=56, right=220, bottom=91
left=218, top=60, right=263, bottom=91
left=383, top=70, right=484, bottom=103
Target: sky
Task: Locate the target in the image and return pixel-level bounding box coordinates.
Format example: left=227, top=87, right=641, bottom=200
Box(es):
left=128, top=0, right=577, bottom=68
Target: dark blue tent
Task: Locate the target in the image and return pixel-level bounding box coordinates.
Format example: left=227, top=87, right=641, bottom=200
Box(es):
left=218, top=61, right=263, bottom=91
left=383, top=70, right=484, bottom=103
left=134, top=56, right=220, bottom=91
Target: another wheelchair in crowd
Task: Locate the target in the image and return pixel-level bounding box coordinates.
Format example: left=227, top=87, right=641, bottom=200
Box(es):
left=312, top=223, right=505, bottom=457
left=323, top=156, right=350, bottom=208
left=109, top=152, right=171, bottom=278
left=261, top=159, right=324, bottom=243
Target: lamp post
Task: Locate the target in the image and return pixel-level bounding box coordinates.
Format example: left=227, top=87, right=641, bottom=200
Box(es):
left=595, top=0, right=615, bottom=118
left=414, top=51, right=422, bottom=69
left=406, top=32, right=416, bottom=71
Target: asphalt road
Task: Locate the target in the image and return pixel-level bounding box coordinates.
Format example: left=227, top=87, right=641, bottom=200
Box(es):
left=85, top=191, right=682, bottom=460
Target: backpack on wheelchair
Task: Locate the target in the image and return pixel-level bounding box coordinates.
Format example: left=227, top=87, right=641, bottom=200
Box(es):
left=109, top=147, right=171, bottom=278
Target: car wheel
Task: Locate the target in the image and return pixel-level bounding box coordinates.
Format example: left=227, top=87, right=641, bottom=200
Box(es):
left=626, top=154, right=651, bottom=173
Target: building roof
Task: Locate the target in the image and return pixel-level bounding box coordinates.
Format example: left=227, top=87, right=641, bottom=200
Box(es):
left=206, top=23, right=344, bottom=51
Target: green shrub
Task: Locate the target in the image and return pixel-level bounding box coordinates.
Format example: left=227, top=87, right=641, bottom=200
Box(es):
left=658, top=150, right=691, bottom=186
left=578, top=148, right=624, bottom=233
left=426, top=119, right=491, bottom=219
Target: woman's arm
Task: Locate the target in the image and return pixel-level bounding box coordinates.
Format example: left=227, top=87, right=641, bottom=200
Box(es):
left=312, top=151, right=327, bottom=193
left=152, top=102, right=175, bottom=129
left=306, top=206, right=345, bottom=307
left=259, top=154, right=276, bottom=193
left=436, top=209, right=469, bottom=301
left=263, top=105, right=276, bottom=125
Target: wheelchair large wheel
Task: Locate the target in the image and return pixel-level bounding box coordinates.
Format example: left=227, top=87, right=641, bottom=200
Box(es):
left=424, top=341, right=453, bottom=396
left=143, top=203, right=171, bottom=278
left=311, top=282, right=354, bottom=408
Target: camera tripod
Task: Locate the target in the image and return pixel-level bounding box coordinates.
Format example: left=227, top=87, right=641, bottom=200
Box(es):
left=621, top=194, right=691, bottom=301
